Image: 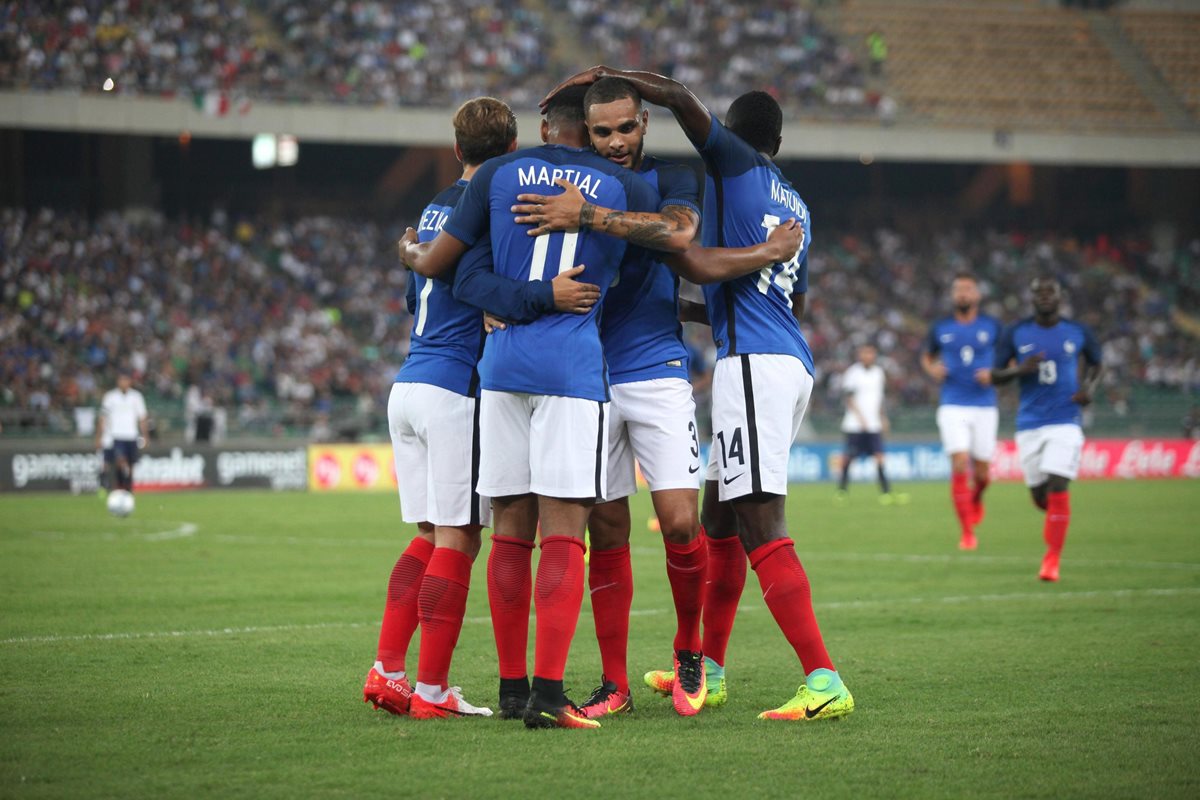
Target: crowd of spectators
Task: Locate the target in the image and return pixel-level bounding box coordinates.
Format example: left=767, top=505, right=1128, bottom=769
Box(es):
left=0, top=0, right=881, bottom=118
left=0, top=207, right=410, bottom=438
left=554, top=0, right=882, bottom=119
left=3, top=206, right=1197, bottom=440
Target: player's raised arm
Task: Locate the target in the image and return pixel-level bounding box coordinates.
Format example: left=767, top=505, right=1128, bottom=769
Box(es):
left=513, top=178, right=697, bottom=254
left=541, top=66, right=712, bottom=148
left=662, top=218, right=804, bottom=285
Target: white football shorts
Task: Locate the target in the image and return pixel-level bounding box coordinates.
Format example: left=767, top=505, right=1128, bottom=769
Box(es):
left=389, top=382, right=490, bottom=528
left=705, top=354, right=813, bottom=501
left=478, top=390, right=609, bottom=501
left=606, top=377, right=702, bottom=501
left=1015, top=423, right=1085, bottom=486
left=936, top=405, right=999, bottom=462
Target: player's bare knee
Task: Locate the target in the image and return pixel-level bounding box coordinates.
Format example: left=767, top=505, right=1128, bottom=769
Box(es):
left=657, top=509, right=699, bottom=545
left=950, top=452, right=970, bottom=474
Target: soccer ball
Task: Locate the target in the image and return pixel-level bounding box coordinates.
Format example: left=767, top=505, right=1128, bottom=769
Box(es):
left=106, top=489, right=135, bottom=518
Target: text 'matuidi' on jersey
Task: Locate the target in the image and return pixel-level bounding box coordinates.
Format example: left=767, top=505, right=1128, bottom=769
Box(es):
left=600, top=155, right=700, bottom=386
left=995, top=317, right=1101, bottom=431
left=442, top=144, right=660, bottom=402
left=925, top=315, right=1003, bottom=407
left=396, top=179, right=485, bottom=398
left=697, top=115, right=814, bottom=375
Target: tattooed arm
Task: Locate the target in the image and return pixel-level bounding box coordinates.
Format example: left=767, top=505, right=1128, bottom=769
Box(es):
left=512, top=178, right=697, bottom=254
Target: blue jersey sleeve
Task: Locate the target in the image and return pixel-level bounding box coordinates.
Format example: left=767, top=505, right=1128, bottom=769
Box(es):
left=405, top=272, right=417, bottom=315
left=451, top=239, right=555, bottom=324
left=655, top=162, right=701, bottom=216
left=995, top=323, right=1018, bottom=367
left=924, top=322, right=942, bottom=356
left=697, top=113, right=759, bottom=177
left=442, top=161, right=498, bottom=247
left=1081, top=324, right=1102, bottom=366
left=793, top=254, right=809, bottom=295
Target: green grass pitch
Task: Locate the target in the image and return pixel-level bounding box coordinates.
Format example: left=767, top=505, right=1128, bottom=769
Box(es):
left=2, top=481, right=1198, bottom=799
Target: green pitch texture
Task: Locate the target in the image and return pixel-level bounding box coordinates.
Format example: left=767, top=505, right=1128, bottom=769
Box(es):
left=1, top=482, right=1197, bottom=799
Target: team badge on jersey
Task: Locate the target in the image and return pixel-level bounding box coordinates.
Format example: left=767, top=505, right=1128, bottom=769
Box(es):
left=1064, top=340, right=1076, bottom=354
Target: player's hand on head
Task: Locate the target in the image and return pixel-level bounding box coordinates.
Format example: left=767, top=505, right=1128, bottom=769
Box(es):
left=551, top=264, right=600, bottom=314
left=973, top=367, right=992, bottom=386
left=539, top=66, right=609, bottom=110
left=765, top=218, right=804, bottom=263
left=482, top=313, right=508, bottom=333
left=513, top=179, right=586, bottom=237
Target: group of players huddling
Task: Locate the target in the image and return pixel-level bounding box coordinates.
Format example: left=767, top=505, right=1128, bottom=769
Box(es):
left=363, top=65, right=1102, bottom=729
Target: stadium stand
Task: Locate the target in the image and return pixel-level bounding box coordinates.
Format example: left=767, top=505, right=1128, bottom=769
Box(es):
left=3, top=208, right=1195, bottom=439
left=834, top=0, right=1180, bottom=132
left=1117, top=8, right=1200, bottom=118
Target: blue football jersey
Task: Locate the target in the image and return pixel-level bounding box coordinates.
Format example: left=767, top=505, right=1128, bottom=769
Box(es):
left=995, top=317, right=1101, bottom=431
left=396, top=180, right=485, bottom=397
left=697, top=115, right=814, bottom=374
left=442, top=144, right=660, bottom=402
left=601, top=155, right=700, bottom=385
left=925, top=314, right=1003, bottom=407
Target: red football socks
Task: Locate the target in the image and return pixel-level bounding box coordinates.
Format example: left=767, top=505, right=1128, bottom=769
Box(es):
left=588, top=544, right=633, bottom=693
left=376, top=536, right=434, bottom=673
left=487, top=534, right=535, bottom=681
left=664, top=537, right=707, bottom=652
left=533, top=535, right=586, bottom=682
left=701, top=531, right=746, bottom=667
left=416, top=547, right=473, bottom=689
left=1044, top=491, right=1071, bottom=554
left=951, top=471, right=975, bottom=537
left=749, top=538, right=835, bottom=674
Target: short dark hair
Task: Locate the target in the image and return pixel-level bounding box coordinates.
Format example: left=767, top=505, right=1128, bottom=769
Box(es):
left=725, top=91, right=783, bottom=155
left=1031, top=274, right=1061, bottom=290
left=543, top=85, right=589, bottom=127
left=583, top=78, right=642, bottom=115
left=453, top=97, right=517, bottom=166
left=952, top=272, right=977, bottom=284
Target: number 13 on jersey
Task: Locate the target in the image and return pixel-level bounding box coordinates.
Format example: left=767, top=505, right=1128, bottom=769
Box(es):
left=759, top=214, right=804, bottom=305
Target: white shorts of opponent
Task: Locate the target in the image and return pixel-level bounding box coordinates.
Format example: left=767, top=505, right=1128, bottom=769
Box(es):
left=705, top=354, right=814, bottom=502
left=1015, top=423, right=1084, bottom=486
left=477, top=390, right=609, bottom=501
left=606, top=377, right=702, bottom=502
left=389, top=382, right=490, bottom=528
left=936, top=405, right=999, bottom=461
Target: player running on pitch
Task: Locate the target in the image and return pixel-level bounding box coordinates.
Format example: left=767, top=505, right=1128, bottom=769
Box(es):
left=507, top=76, right=804, bottom=718
left=96, top=370, right=148, bottom=496
left=542, top=66, right=852, bottom=721
left=991, top=276, right=1102, bottom=581
left=835, top=344, right=906, bottom=505
left=920, top=273, right=1003, bottom=550
left=364, top=97, right=600, bottom=720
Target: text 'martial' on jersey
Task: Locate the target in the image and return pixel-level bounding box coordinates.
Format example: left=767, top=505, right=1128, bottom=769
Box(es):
left=443, top=144, right=660, bottom=402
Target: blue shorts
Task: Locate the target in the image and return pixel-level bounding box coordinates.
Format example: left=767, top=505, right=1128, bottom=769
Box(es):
left=844, top=432, right=883, bottom=458
left=102, top=447, right=115, bottom=465
left=112, top=439, right=140, bottom=465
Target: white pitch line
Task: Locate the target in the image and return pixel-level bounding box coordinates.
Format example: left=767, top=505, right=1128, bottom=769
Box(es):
left=4, top=586, right=1198, bottom=648
left=32, top=522, right=199, bottom=543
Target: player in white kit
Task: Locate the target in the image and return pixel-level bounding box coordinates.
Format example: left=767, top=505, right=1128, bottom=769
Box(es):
left=96, top=372, right=148, bottom=494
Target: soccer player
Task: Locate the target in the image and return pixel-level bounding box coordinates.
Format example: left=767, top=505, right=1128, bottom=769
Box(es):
left=96, top=371, right=148, bottom=494
left=921, top=274, right=1003, bottom=549
left=835, top=344, right=905, bottom=504
left=507, top=76, right=804, bottom=718
left=400, top=87, right=665, bottom=730
left=365, top=97, right=600, bottom=721
left=542, top=66, right=853, bottom=721
left=992, top=276, right=1102, bottom=582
